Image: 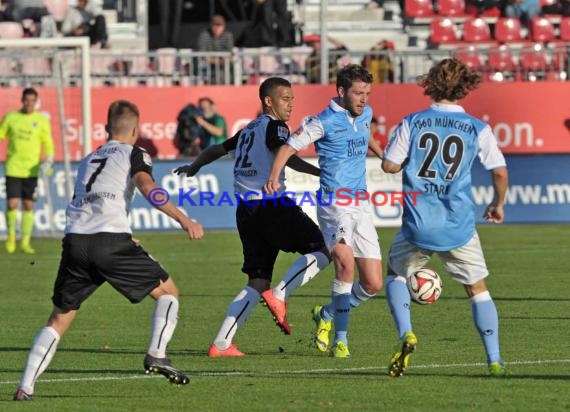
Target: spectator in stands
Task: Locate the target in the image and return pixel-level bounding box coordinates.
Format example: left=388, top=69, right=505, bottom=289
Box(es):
left=541, top=0, right=570, bottom=15
left=467, top=0, right=504, bottom=16
left=504, top=0, right=541, bottom=24
left=157, top=0, right=183, bottom=48
left=61, top=0, right=109, bottom=48
left=362, top=40, right=395, bottom=84
left=4, top=0, right=48, bottom=23
left=197, top=14, right=234, bottom=84
left=306, top=34, right=350, bottom=84
left=237, top=0, right=292, bottom=47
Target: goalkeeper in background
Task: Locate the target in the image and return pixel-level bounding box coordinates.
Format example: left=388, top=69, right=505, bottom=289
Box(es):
left=0, top=88, right=54, bottom=254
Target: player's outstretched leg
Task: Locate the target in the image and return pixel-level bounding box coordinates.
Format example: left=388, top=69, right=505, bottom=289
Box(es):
left=388, top=331, right=417, bottom=378
left=263, top=251, right=330, bottom=335
left=144, top=354, right=189, bottom=385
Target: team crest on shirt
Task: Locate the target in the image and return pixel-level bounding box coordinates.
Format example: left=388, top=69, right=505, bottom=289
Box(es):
left=365, top=121, right=369, bottom=129
left=32, top=121, right=38, bottom=128
left=293, top=127, right=303, bottom=137
left=142, top=152, right=152, bottom=166
left=277, top=125, right=289, bottom=140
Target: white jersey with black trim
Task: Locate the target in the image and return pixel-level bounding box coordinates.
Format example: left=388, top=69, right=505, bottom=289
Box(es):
left=233, top=114, right=289, bottom=200
left=65, top=140, right=153, bottom=234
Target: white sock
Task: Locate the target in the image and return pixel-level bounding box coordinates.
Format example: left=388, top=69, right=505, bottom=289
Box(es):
left=213, top=286, right=260, bottom=350
left=148, top=295, right=179, bottom=358
left=19, top=326, right=60, bottom=394
left=273, top=251, right=330, bottom=301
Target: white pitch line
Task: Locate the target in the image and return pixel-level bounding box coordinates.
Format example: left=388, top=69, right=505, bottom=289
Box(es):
left=1, top=358, right=569, bottom=386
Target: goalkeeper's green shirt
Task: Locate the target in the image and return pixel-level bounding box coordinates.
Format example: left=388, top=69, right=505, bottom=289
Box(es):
left=0, top=111, right=54, bottom=178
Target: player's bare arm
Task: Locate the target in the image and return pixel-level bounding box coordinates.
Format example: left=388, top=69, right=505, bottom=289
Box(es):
left=264, top=144, right=297, bottom=193
left=381, top=158, right=402, bottom=174
left=285, top=155, right=320, bottom=177
left=368, top=135, right=384, bottom=160
left=133, top=171, right=204, bottom=239
left=484, top=166, right=508, bottom=224
left=173, top=144, right=228, bottom=177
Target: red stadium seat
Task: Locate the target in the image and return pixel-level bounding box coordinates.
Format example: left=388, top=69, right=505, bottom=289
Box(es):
left=463, top=18, right=494, bottom=43
left=494, top=18, right=523, bottom=43
left=456, top=46, right=486, bottom=71
left=520, top=45, right=549, bottom=70
left=488, top=45, right=517, bottom=72
left=559, top=17, right=570, bottom=41
left=405, top=0, right=435, bottom=18
left=529, top=17, right=556, bottom=43
left=438, top=0, right=467, bottom=17
left=430, top=18, right=459, bottom=45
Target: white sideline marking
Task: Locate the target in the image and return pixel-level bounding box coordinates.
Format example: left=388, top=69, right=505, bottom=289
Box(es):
left=1, top=358, right=569, bottom=386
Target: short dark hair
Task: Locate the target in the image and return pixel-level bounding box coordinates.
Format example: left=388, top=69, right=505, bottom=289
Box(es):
left=336, top=64, right=373, bottom=91
left=259, top=77, right=291, bottom=105
left=107, top=100, right=139, bottom=136
left=22, top=88, right=38, bottom=99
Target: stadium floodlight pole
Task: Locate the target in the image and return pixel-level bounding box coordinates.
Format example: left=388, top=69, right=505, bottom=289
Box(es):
left=0, top=37, right=92, bottom=156
left=319, top=0, right=329, bottom=85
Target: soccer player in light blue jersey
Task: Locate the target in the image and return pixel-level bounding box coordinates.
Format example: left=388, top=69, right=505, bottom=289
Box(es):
left=381, top=58, right=509, bottom=377
left=265, top=65, right=384, bottom=358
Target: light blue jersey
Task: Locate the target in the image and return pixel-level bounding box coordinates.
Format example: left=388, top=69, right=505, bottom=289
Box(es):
left=289, top=98, right=372, bottom=198
left=384, top=103, right=506, bottom=251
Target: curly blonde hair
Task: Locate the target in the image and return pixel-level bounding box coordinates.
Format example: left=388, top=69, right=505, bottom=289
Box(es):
left=417, top=58, right=482, bottom=102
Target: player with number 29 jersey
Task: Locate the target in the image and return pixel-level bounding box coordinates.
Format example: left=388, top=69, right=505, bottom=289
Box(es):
left=66, top=140, right=153, bottom=234
left=384, top=103, right=505, bottom=251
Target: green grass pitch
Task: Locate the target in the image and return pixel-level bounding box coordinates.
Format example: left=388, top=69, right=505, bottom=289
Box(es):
left=1, top=224, right=569, bottom=411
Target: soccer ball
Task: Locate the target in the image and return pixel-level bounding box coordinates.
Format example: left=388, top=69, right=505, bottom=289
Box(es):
left=407, top=268, right=442, bottom=305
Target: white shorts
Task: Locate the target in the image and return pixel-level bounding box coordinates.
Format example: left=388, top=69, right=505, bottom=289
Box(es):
left=388, top=231, right=489, bottom=285
left=317, top=200, right=382, bottom=260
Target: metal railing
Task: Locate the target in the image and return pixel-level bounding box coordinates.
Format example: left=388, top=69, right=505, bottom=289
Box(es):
left=0, top=44, right=568, bottom=87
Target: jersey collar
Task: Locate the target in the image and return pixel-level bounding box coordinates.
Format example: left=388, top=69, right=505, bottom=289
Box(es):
left=430, top=102, right=465, bottom=112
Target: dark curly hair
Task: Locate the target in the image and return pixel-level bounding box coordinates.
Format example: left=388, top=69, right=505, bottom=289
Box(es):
left=418, top=58, right=482, bottom=102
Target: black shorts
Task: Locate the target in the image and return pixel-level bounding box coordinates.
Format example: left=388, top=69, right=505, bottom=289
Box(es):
left=236, top=196, right=325, bottom=281
left=6, top=176, right=38, bottom=201
left=52, top=233, right=169, bottom=311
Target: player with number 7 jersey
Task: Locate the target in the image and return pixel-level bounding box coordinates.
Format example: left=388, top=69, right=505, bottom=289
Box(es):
left=13, top=101, right=203, bottom=401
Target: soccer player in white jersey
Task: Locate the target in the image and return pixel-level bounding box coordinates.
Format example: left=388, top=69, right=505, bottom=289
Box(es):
left=381, top=58, right=509, bottom=377
left=265, top=65, right=384, bottom=358
left=175, top=77, right=331, bottom=357
left=13, top=100, right=204, bottom=401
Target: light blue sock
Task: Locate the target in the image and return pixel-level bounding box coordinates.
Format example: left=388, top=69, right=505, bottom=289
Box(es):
left=349, top=281, right=375, bottom=309
left=332, top=280, right=352, bottom=346
left=471, top=291, right=501, bottom=364
left=321, top=281, right=376, bottom=321
left=386, top=276, right=413, bottom=338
